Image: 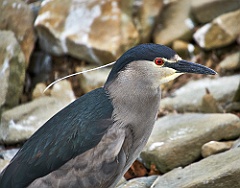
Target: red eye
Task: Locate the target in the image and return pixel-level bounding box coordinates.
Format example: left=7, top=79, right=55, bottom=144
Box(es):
left=154, top=58, right=164, bottom=66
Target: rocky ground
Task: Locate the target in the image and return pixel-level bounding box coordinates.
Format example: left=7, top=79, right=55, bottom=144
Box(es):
left=0, top=0, right=240, bottom=187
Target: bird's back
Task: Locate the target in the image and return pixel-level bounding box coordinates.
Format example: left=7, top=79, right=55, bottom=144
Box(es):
left=0, top=87, right=114, bottom=188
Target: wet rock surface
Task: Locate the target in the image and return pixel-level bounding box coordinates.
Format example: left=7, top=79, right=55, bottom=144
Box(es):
left=141, top=113, right=240, bottom=173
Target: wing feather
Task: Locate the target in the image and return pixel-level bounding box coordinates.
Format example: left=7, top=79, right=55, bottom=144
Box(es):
left=0, top=88, right=113, bottom=188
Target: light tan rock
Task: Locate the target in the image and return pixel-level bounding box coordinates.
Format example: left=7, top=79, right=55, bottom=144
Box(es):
left=76, top=65, right=111, bottom=93
left=50, top=80, right=76, bottom=102
left=35, top=0, right=139, bottom=64
left=172, top=40, right=200, bottom=59
left=0, top=0, right=36, bottom=65
left=0, top=160, right=9, bottom=173
left=194, top=9, right=240, bottom=49
left=191, top=0, right=240, bottom=23
left=201, top=140, right=234, bottom=158
left=133, top=0, right=163, bottom=43
left=200, top=88, right=223, bottom=113
left=219, top=52, right=240, bottom=71
left=153, top=0, right=194, bottom=46
left=32, top=83, right=48, bottom=99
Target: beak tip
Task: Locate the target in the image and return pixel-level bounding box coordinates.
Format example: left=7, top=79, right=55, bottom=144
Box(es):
left=209, top=69, right=218, bottom=75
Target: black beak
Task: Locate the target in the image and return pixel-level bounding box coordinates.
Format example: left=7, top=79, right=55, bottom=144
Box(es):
left=165, top=60, right=217, bottom=75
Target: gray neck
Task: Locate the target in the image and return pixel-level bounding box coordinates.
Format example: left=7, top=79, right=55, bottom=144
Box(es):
left=104, top=67, right=161, bottom=138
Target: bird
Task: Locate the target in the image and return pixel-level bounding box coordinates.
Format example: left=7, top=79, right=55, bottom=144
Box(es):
left=0, top=43, right=216, bottom=188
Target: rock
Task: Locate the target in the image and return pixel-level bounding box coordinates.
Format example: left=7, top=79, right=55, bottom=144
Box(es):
left=0, top=0, right=36, bottom=65
left=0, top=30, right=25, bottom=113
left=124, top=160, right=148, bottom=180
left=201, top=140, right=234, bottom=158
left=27, top=0, right=42, bottom=19
left=76, top=65, right=111, bottom=93
left=160, top=75, right=240, bottom=112
left=226, top=82, right=240, bottom=112
left=0, top=80, right=76, bottom=145
left=233, top=81, right=240, bottom=102
left=194, top=9, right=240, bottom=49
left=232, top=138, right=240, bottom=148
left=50, top=80, right=76, bottom=102
left=172, top=40, right=200, bottom=59
left=116, top=177, right=127, bottom=188
left=219, top=52, right=240, bottom=71
left=0, top=148, right=19, bottom=161
left=0, top=96, right=73, bottom=144
left=0, top=159, right=9, bottom=173
left=225, top=102, right=240, bottom=113
left=0, top=146, right=16, bottom=172
left=117, top=175, right=158, bottom=188
left=200, top=88, right=223, bottom=113
left=153, top=0, right=194, bottom=46
left=133, top=0, right=163, bottom=43
left=151, top=148, right=240, bottom=188
left=32, top=83, right=48, bottom=99
left=35, top=0, right=139, bottom=64
left=141, top=113, right=240, bottom=173
left=191, top=0, right=240, bottom=23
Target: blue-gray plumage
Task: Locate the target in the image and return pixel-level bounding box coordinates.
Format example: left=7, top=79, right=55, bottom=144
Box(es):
left=0, top=44, right=216, bottom=188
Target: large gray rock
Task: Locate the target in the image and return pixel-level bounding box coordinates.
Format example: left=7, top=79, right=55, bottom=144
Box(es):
left=151, top=148, right=240, bottom=188
left=133, top=0, right=163, bottom=43
left=0, top=96, right=73, bottom=144
left=160, top=75, right=240, bottom=112
left=153, top=0, right=194, bottom=46
left=194, top=9, right=240, bottom=49
left=219, top=52, right=240, bottom=71
left=0, top=0, right=36, bottom=65
left=0, top=80, right=75, bottom=144
left=0, top=31, right=25, bottom=113
left=35, top=0, right=139, bottom=64
left=141, top=113, right=240, bottom=173
left=191, top=0, right=240, bottom=23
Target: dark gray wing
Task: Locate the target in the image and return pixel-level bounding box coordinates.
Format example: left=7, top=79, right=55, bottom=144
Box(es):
left=0, top=87, right=113, bottom=188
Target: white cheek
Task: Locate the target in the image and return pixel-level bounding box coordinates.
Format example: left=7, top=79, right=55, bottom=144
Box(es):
left=160, top=72, right=184, bottom=84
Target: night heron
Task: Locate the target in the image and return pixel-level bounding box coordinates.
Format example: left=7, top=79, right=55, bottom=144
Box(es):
left=0, top=44, right=216, bottom=188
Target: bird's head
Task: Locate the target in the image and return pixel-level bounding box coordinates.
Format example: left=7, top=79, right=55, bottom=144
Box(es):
left=105, top=43, right=216, bottom=88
